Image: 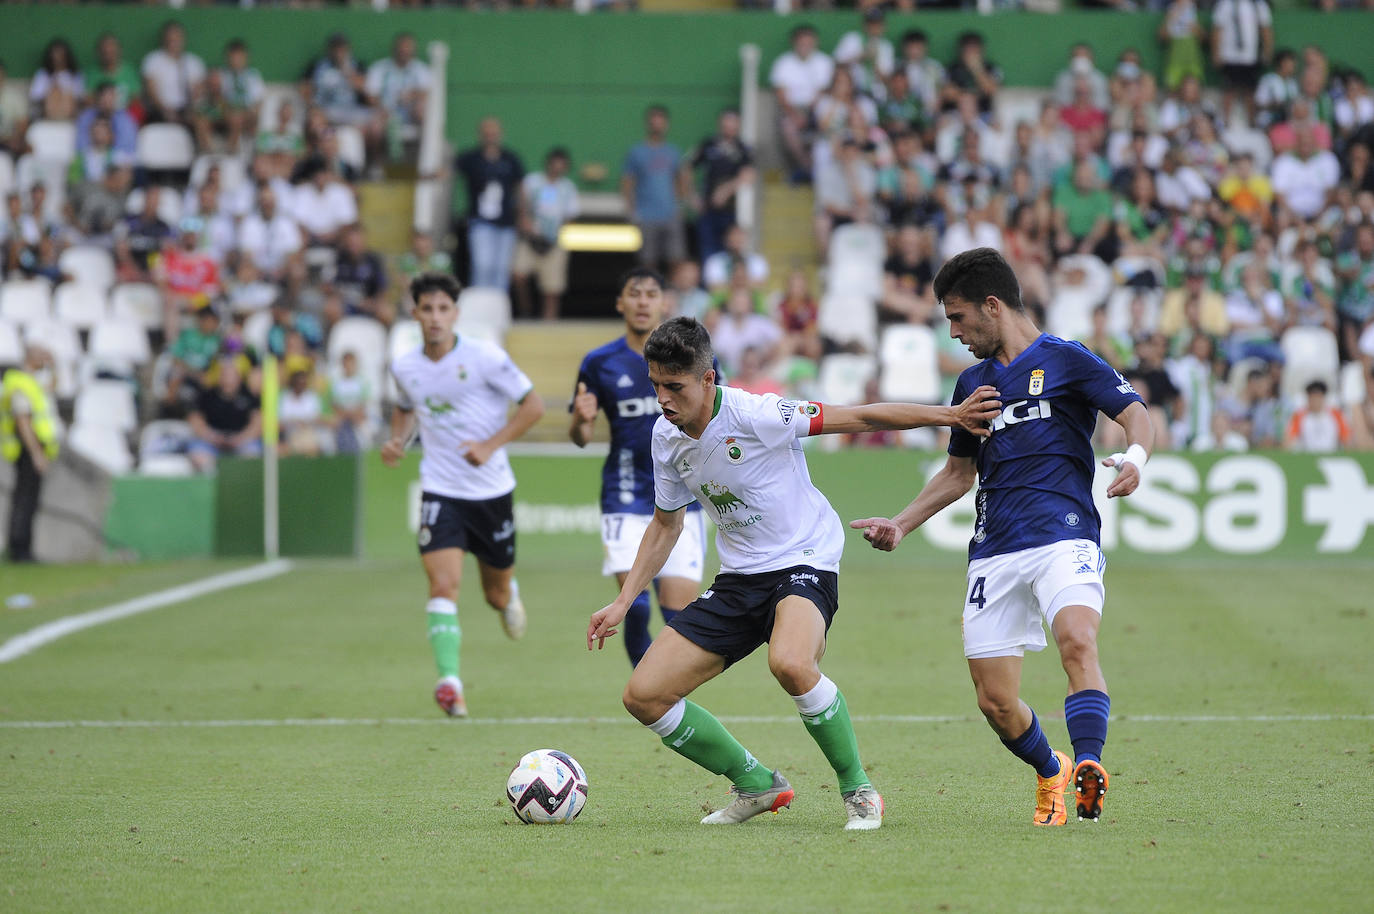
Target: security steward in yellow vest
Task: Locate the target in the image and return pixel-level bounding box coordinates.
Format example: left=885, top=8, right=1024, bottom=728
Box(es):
left=2, top=345, right=58, bottom=562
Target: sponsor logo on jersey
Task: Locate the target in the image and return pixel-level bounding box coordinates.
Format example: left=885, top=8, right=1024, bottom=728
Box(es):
left=1114, top=370, right=1137, bottom=395
left=989, top=399, right=1053, bottom=432
left=1066, top=512, right=1080, bottom=526
left=616, top=374, right=634, bottom=388
left=616, top=395, right=660, bottom=418
left=789, top=571, right=820, bottom=587
left=1029, top=369, right=1045, bottom=396
left=700, top=481, right=748, bottom=515
left=425, top=396, right=455, bottom=415
left=725, top=437, right=743, bottom=463
left=777, top=400, right=797, bottom=425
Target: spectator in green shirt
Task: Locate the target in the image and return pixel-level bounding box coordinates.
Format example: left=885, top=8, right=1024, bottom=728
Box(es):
left=1053, top=158, right=1117, bottom=261
left=1336, top=221, right=1374, bottom=360
left=86, top=33, right=141, bottom=116
left=163, top=304, right=223, bottom=414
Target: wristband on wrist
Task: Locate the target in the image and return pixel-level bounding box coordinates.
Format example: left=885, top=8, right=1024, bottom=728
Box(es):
left=1110, top=443, right=1148, bottom=472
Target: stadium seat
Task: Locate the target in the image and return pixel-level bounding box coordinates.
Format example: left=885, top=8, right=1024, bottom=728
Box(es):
left=13, top=154, right=67, bottom=221
left=242, top=310, right=274, bottom=356
left=139, top=453, right=195, bottom=477
left=385, top=319, right=422, bottom=401
left=74, top=380, right=138, bottom=432
left=456, top=289, right=512, bottom=344
left=1279, top=326, right=1340, bottom=401
left=22, top=318, right=81, bottom=398
left=828, top=223, right=886, bottom=268
left=0, top=319, right=21, bottom=365
left=817, top=292, right=878, bottom=353
left=334, top=125, right=366, bottom=172
left=189, top=154, right=248, bottom=196
left=88, top=318, right=152, bottom=369
left=54, top=282, right=110, bottom=330
left=0, top=150, right=12, bottom=198
left=66, top=422, right=134, bottom=476
left=878, top=324, right=940, bottom=403
left=136, top=123, right=196, bottom=172
left=124, top=187, right=183, bottom=227
left=327, top=316, right=388, bottom=401
left=0, top=280, right=53, bottom=325
left=139, top=419, right=194, bottom=462
left=109, top=283, right=163, bottom=329
left=817, top=353, right=877, bottom=407
left=25, top=120, right=77, bottom=167
left=1103, top=287, right=1161, bottom=338
left=1222, top=125, right=1273, bottom=171
left=1340, top=360, right=1367, bottom=408
left=58, top=246, right=116, bottom=291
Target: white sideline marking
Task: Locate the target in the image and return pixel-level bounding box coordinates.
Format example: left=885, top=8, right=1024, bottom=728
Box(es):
left=0, top=560, right=294, bottom=664
left=1, top=713, right=1370, bottom=730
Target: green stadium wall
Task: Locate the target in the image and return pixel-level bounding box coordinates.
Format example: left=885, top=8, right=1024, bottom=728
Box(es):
left=103, top=474, right=216, bottom=560
left=4, top=8, right=1369, bottom=195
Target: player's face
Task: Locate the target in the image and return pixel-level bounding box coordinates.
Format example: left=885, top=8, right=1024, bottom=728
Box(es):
left=648, top=362, right=713, bottom=430
left=616, top=278, right=665, bottom=334
left=414, top=291, right=459, bottom=344
left=943, top=295, right=1000, bottom=360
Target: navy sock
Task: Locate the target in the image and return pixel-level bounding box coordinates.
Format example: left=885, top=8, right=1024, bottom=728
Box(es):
left=1001, top=711, right=1061, bottom=778
left=623, top=590, right=653, bottom=667
left=1064, top=689, right=1110, bottom=765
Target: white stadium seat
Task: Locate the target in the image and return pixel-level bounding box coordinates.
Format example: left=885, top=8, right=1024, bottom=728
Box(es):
left=0, top=280, right=53, bottom=325
left=189, top=154, right=248, bottom=196
left=136, top=123, right=196, bottom=171
left=242, top=310, right=274, bottom=356
left=25, top=120, right=77, bottom=166
left=817, top=353, right=877, bottom=407
left=124, top=187, right=183, bottom=227
left=74, top=380, right=138, bottom=432
left=54, top=282, right=109, bottom=330
left=88, top=318, right=152, bottom=369
left=327, top=316, right=388, bottom=403
left=109, top=283, right=163, bottom=329
left=1279, top=326, right=1339, bottom=401
left=0, top=320, right=22, bottom=365
left=139, top=419, right=193, bottom=462
left=0, top=150, right=13, bottom=198
left=67, top=422, right=134, bottom=476
left=58, top=246, right=116, bottom=290
left=334, top=124, right=366, bottom=172
left=139, top=453, right=196, bottom=477
left=22, top=318, right=81, bottom=398
left=1340, top=360, right=1367, bottom=408
left=817, top=292, right=877, bottom=353
left=828, top=223, right=886, bottom=269
left=456, top=289, right=511, bottom=344
left=878, top=323, right=940, bottom=403
left=385, top=319, right=422, bottom=402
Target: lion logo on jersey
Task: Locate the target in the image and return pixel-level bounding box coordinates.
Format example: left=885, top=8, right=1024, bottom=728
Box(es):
left=700, top=482, right=748, bottom=515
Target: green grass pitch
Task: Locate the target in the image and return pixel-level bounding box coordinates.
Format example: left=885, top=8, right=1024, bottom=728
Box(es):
left=2, top=545, right=1372, bottom=912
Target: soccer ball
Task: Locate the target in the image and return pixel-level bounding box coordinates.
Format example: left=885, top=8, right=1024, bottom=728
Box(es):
left=505, top=749, right=589, bottom=824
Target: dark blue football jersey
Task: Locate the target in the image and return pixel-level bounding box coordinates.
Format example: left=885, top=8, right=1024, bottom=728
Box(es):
left=948, top=334, right=1144, bottom=560
left=572, top=338, right=717, bottom=515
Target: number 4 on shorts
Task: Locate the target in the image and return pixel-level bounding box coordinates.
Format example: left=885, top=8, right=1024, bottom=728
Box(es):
left=968, top=576, right=987, bottom=610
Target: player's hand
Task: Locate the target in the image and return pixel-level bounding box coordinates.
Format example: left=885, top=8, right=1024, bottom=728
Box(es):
left=587, top=601, right=630, bottom=651
left=1102, top=454, right=1141, bottom=498
left=380, top=437, right=405, bottom=467
left=461, top=439, right=495, bottom=467
left=849, top=516, right=905, bottom=552
left=953, top=385, right=1001, bottom=438
left=572, top=382, right=599, bottom=424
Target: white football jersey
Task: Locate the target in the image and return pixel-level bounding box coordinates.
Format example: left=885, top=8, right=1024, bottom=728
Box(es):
left=652, top=386, right=843, bottom=575
left=391, top=336, right=534, bottom=501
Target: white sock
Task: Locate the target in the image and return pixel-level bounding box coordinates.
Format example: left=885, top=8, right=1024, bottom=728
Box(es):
left=426, top=597, right=457, bottom=616
left=646, top=698, right=686, bottom=738
left=506, top=579, right=521, bottom=609
left=792, top=674, right=839, bottom=717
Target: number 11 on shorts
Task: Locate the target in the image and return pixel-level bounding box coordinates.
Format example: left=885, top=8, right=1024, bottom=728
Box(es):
left=968, top=576, right=987, bottom=611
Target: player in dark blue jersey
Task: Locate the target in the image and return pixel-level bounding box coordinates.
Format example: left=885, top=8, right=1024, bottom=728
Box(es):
left=569, top=268, right=711, bottom=666
left=851, top=248, right=1153, bottom=825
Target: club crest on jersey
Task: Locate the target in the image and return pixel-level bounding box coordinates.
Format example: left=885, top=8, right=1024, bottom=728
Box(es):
left=1028, top=369, right=1045, bottom=396
left=457, top=365, right=468, bottom=381
left=801, top=402, right=821, bottom=418
left=725, top=437, right=744, bottom=463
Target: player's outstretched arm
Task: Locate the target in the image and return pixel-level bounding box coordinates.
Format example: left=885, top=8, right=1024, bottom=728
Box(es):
left=588, top=507, right=685, bottom=651
left=1102, top=400, right=1153, bottom=498
left=463, top=390, right=547, bottom=466
left=380, top=406, right=416, bottom=467
left=850, top=455, right=978, bottom=552
left=568, top=381, right=598, bottom=448
left=817, top=385, right=1001, bottom=437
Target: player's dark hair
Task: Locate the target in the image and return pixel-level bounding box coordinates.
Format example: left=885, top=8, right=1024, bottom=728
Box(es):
left=933, top=247, right=1024, bottom=313
left=617, top=266, right=664, bottom=298
left=410, top=271, right=462, bottom=305
left=645, top=317, right=713, bottom=378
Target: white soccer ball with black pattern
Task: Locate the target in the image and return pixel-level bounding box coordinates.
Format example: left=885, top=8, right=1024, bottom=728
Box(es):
left=505, top=749, right=589, bottom=823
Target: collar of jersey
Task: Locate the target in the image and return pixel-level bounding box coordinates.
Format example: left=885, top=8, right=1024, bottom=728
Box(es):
left=424, top=334, right=460, bottom=362
left=992, top=332, right=1047, bottom=372
left=712, top=385, right=723, bottom=418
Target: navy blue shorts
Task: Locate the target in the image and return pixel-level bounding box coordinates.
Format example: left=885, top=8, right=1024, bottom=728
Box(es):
left=666, top=565, right=839, bottom=667
left=417, top=491, right=515, bottom=569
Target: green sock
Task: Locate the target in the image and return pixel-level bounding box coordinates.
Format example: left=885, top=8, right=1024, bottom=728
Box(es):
left=657, top=700, right=773, bottom=792
left=797, top=680, right=869, bottom=793
left=426, top=598, right=460, bottom=679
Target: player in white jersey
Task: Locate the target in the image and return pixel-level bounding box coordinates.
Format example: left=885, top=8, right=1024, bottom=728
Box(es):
left=586, top=317, right=1000, bottom=830
left=383, top=273, right=546, bottom=718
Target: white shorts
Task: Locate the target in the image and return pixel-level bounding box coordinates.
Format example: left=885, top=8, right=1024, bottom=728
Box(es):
left=601, top=510, right=707, bottom=582
left=962, top=539, right=1106, bottom=659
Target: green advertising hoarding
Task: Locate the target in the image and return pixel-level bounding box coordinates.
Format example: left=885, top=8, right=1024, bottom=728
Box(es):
left=359, top=450, right=1374, bottom=565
